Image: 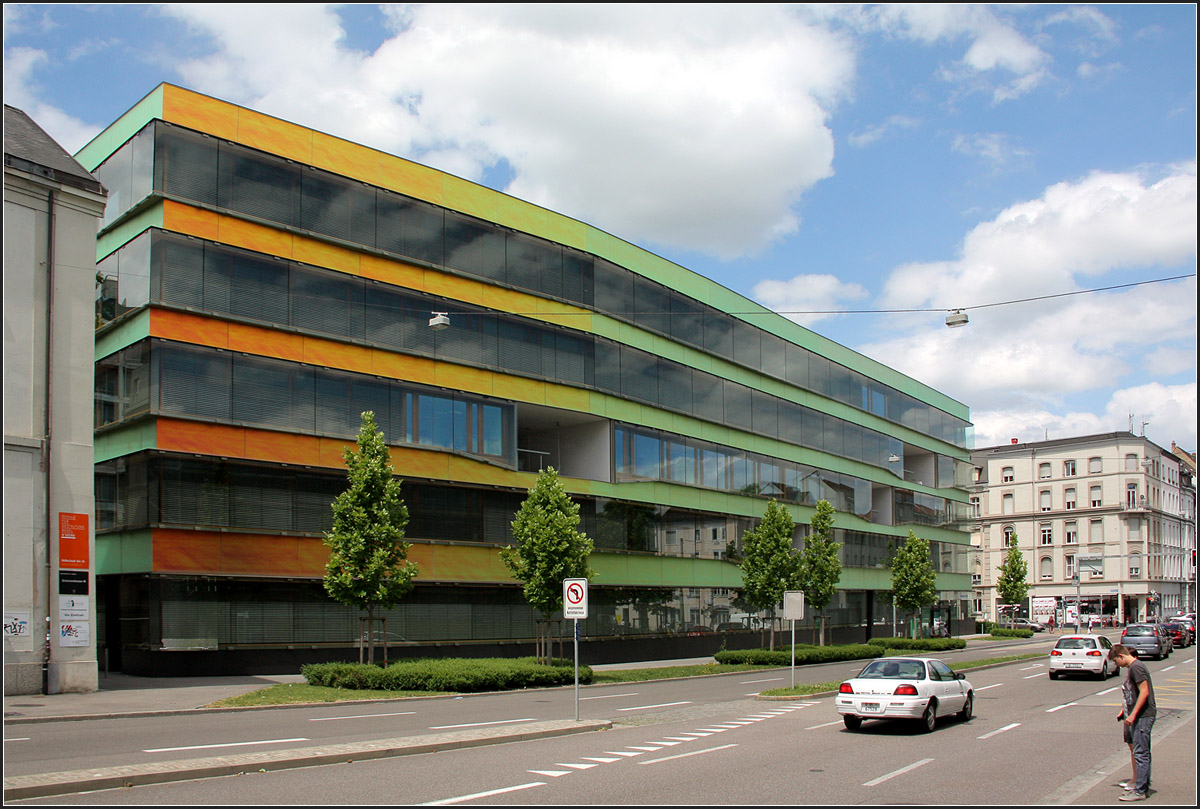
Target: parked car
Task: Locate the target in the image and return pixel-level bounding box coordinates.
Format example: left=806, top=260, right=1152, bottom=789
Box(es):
left=714, top=621, right=746, bottom=632
left=1009, top=617, right=1046, bottom=632
left=1176, top=617, right=1196, bottom=645
left=685, top=625, right=713, bottom=636
left=836, top=657, right=973, bottom=733
left=1049, top=634, right=1116, bottom=680
left=1161, top=622, right=1191, bottom=648
left=1120, top=623, right=1172, bottom=660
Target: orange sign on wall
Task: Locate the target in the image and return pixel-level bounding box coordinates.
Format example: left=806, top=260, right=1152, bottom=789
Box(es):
left=58, top=513, right=90, bottom=569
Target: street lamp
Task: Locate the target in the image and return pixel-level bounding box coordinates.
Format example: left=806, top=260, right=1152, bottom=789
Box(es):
left=945, top=310, right=969, bottom=328
left=428, top=312, right=450, bottom=330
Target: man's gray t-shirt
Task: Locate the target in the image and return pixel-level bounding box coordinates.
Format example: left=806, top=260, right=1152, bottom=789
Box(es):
left=1123, top=659, right=1157, bottom=720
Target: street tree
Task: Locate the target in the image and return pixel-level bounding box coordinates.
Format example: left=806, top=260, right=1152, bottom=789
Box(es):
left=323, top=411, right=418, bottom=665
left=796, top=499, right=842, bottom=646
left=890, top=531, right=938, bottom=638
left=500, top=467, right=594, bottom=662
left=996, top=540, right=1030, bottom=628
left=739, top=499, right=800, bottom=650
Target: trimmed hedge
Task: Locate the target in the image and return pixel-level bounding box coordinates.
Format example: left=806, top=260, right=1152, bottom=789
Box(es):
left=715, top=644, right=886, bottom=667
left=867, top=637, right=967, bottom=652
left=301, top=657, right=591, bottom=692
left=988, top=628, right=1034, bottom=639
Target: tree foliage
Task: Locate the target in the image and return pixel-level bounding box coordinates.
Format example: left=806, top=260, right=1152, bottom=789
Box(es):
left=739, top=499, right=800, bottom=650
left=890, top=531, right=938, bottom=637
left=796, top=500, right=842, bottom=646
left=500, top=467, right=594, bottom=618
left=323, top=411, right=418, bottom=663
left=996, top=540, right=1030, bottom=625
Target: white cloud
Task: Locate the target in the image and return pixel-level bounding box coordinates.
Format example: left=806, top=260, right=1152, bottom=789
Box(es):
left=155, top=4, right=858, bottom=259
left=849, top=115, right=919, bottom=148
left=2, top=45, right=101, bottom=153
left=950, top=132, right=1032, bottom=171
left=971, top=382, right=1197, bottom=451
left=857, top=164, right=1196, bottom=450
left=751, top=274, right=869, bottom=328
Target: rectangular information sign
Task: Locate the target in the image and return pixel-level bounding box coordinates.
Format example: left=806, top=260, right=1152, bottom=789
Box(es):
left=563, top=578, right=588, bottom=619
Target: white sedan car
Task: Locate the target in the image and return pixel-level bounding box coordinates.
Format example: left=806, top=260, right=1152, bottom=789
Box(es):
left=1048, top=634, right=1116, bottom=680
left=836, top=656, right=973, bottom=733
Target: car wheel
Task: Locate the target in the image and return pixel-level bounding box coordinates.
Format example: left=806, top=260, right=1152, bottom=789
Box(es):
left=957, top=692, right=973, bottom=722
left=920, top=700, right=937, bottom=733
left=843, top=715, right=862, bottom=731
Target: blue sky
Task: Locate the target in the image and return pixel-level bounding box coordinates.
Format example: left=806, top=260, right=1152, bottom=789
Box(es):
left=5, top=4, right=1196, bottom=450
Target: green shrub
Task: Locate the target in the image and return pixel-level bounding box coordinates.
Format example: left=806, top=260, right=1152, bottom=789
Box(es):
left=301, top=657, right=592, bottom=692
left=988, top=628, right=1034, bottom=639
left=868, top=637, right=967, bottom=651
left=715, top=644, right=886, bottom=667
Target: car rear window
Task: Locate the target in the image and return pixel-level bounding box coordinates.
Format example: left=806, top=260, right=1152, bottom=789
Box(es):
left=858, top=660, right=926, bottom=679
left=1055, top=637, right=1096, bottom=649
left=1163, top=623, right=1181, bottom=631
left=1124, top=626, right=1154, bottom=636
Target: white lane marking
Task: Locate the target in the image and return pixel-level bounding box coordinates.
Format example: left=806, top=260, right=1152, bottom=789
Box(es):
left=978, top=723, right=1021, bottom=740
left=1097, top=686, right=1120, bottom=695
left=976, top=684, right=1004, bottom=691
left=662, top=737, right=698, bottom=742
left=144, top=737, right=309, bottom=753
left=639, top=744, right=738, bottom=765
left=428, top=718, right=537, bottom=730
left=423, top=782, right=545, bottom=805
left=528, top=770, right=570, bottom=777
left=4, top=738, right=31, bottom=742
left=676, top=731, right=713, bottom=737
left=863, top=758, right=934, bottom=786
left=617, top=701, right=691, bottom=712
left=580, top=756, right=622, bottom=763
left=579, top=692, right=639, bottom=701
left=1047, top=702, right=1077, bottom=713
left=644, top=740, right=681, bottom=746
left=695, top=728, right=729, bottom=732
left=602, top=750, right=644, bottom=757
left=1162, top=665, right=1176, bottom=672
left=1024, top=672, right=1046, bottom=680
left=740, top=677, right=784, bottom=684
left=626, top=745, right=664, bottom=752
left=1019, top=664, right=1045, bottom=671
left=309, top=711, right=415, bottom=721
left=553, top=762, right=598, bottom=770
left=806, top=720, right=843, bottom=730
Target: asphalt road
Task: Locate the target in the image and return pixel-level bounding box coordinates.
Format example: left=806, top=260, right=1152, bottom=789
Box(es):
left=5, top=636, right=1196, bottom=804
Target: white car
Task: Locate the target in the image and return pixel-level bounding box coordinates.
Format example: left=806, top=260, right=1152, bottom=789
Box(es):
left=836, top=656, right=973, bottom=733
left=1048, top=634, right=1116, bottom=680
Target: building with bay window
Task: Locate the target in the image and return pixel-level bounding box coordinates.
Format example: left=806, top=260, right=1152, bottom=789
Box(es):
left=82, top=84, right=973, bottom=674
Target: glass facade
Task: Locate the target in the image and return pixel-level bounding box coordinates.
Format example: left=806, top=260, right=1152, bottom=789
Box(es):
left=95, top=121, right=969, bottom=448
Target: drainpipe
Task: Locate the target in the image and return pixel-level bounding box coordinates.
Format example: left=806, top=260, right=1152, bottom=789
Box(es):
left=42, top=189, right=57, bottom=695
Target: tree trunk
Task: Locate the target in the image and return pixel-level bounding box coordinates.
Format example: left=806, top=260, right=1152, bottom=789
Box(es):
left=366, top=604, right=376, bottom=666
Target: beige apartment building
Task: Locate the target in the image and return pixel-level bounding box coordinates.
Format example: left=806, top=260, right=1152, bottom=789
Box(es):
left=971, top=432, right=1196, bottom=626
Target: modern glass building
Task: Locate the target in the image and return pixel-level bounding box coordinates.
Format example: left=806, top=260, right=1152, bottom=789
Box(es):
left=81, top=85, right=974, bottom=674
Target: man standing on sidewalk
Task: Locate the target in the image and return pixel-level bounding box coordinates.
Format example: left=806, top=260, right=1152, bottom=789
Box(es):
left=1110, top=645, right=1156, bottom=801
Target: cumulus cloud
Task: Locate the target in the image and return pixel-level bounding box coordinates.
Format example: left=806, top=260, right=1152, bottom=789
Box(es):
left=751, top=274, right=870, bottom=328
left=154, top=4, right=856, bottom=259
left=2, top=45, right=101, bottom=153
left=856, top=164, right=1196, bottom=448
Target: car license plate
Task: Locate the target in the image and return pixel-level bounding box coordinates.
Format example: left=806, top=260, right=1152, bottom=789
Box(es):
left=1066, top=663, right=1081, bottom=667
left=861, top=702, right=881, bottom=713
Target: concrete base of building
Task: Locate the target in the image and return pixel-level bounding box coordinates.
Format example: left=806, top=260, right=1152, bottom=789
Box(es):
left=46, top=660, right=98, bottom=694
left=4, top=662, right=44, bottom=696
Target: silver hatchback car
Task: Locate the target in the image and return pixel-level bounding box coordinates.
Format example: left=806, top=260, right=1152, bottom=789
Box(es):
left=1120, top=623, right=1172, bottom=660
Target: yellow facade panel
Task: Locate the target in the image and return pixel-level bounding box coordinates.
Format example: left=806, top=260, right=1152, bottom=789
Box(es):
left=427, top=272, right=487, bottom=307
left=360, top=254, right=426, bottom=290
left=370, top=351, right=438, bottom=386
left=445, top=454, right=520, bottom=488
left=162, top=200, right=221, bottom=241
left=237, top=108, right=313, bottom=164
left=434, top=363, right=493, bottom=397
left=302, top=338, right=373, bottom=375
left=311, top=130, right=383, bottom=187
left=292, top=236, right=361, bottom=277
left=218, top=216, right=294, bottom=259
left=226, top=322, right=306, bottom=363
left=162, top=86, right=239, bottom=142
left=441, top=175, right=499, bottom=223
left=377, top=158, right=446, bottom=207
left=389, top=446, right=451, bottom=480
left=543, top=383, right=590, bottom=412
left=494, top=374, right=545, bottom=405
left=319, top=436, right=358, bottom=470
left=244, top=429, right=323, bottom=467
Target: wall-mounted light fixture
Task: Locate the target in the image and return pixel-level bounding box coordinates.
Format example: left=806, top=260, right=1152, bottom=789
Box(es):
left=945, top=310, right=968, bottom=328
left=428, top=312, right=450, bottom=330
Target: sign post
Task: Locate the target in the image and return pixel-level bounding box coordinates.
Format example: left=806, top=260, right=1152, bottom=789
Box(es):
left=563, top=578, right=588, bottom=721
left=783, top=591, right=805, bottom=689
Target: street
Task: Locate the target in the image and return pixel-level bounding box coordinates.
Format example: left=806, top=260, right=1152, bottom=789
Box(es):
left=4, top=636, right=1196, bottom=804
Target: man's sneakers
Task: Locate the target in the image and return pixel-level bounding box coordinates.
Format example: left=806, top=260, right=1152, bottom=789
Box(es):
left=1117, top=781, right=1135, bottom=790
left=1118, top=791, right=1147, bottom=801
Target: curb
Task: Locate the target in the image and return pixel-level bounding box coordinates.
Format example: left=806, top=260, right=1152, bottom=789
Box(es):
left=3, top=719, right=611, bottom=801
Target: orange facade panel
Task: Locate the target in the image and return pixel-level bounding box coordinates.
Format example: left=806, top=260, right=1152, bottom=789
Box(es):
left=162, top=86, right=239, bottom=142
left=150, top=309, right=229, bottom=348
left=226, top=322, right=306, bottom=363
left=152, top=530, right=222, bottom=573
left=218, top=216, right=294, bottom=258
left=162, top=200, right=221, bottom=241
left=292, top=237, right=361, bottom=277
left=243, top=430, right=323, bottom=467
left=236, top=108, right=313, bottom=164
left=156, top=419, right=246, bottom=457
left=311, top=130, right=383, bottom=188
